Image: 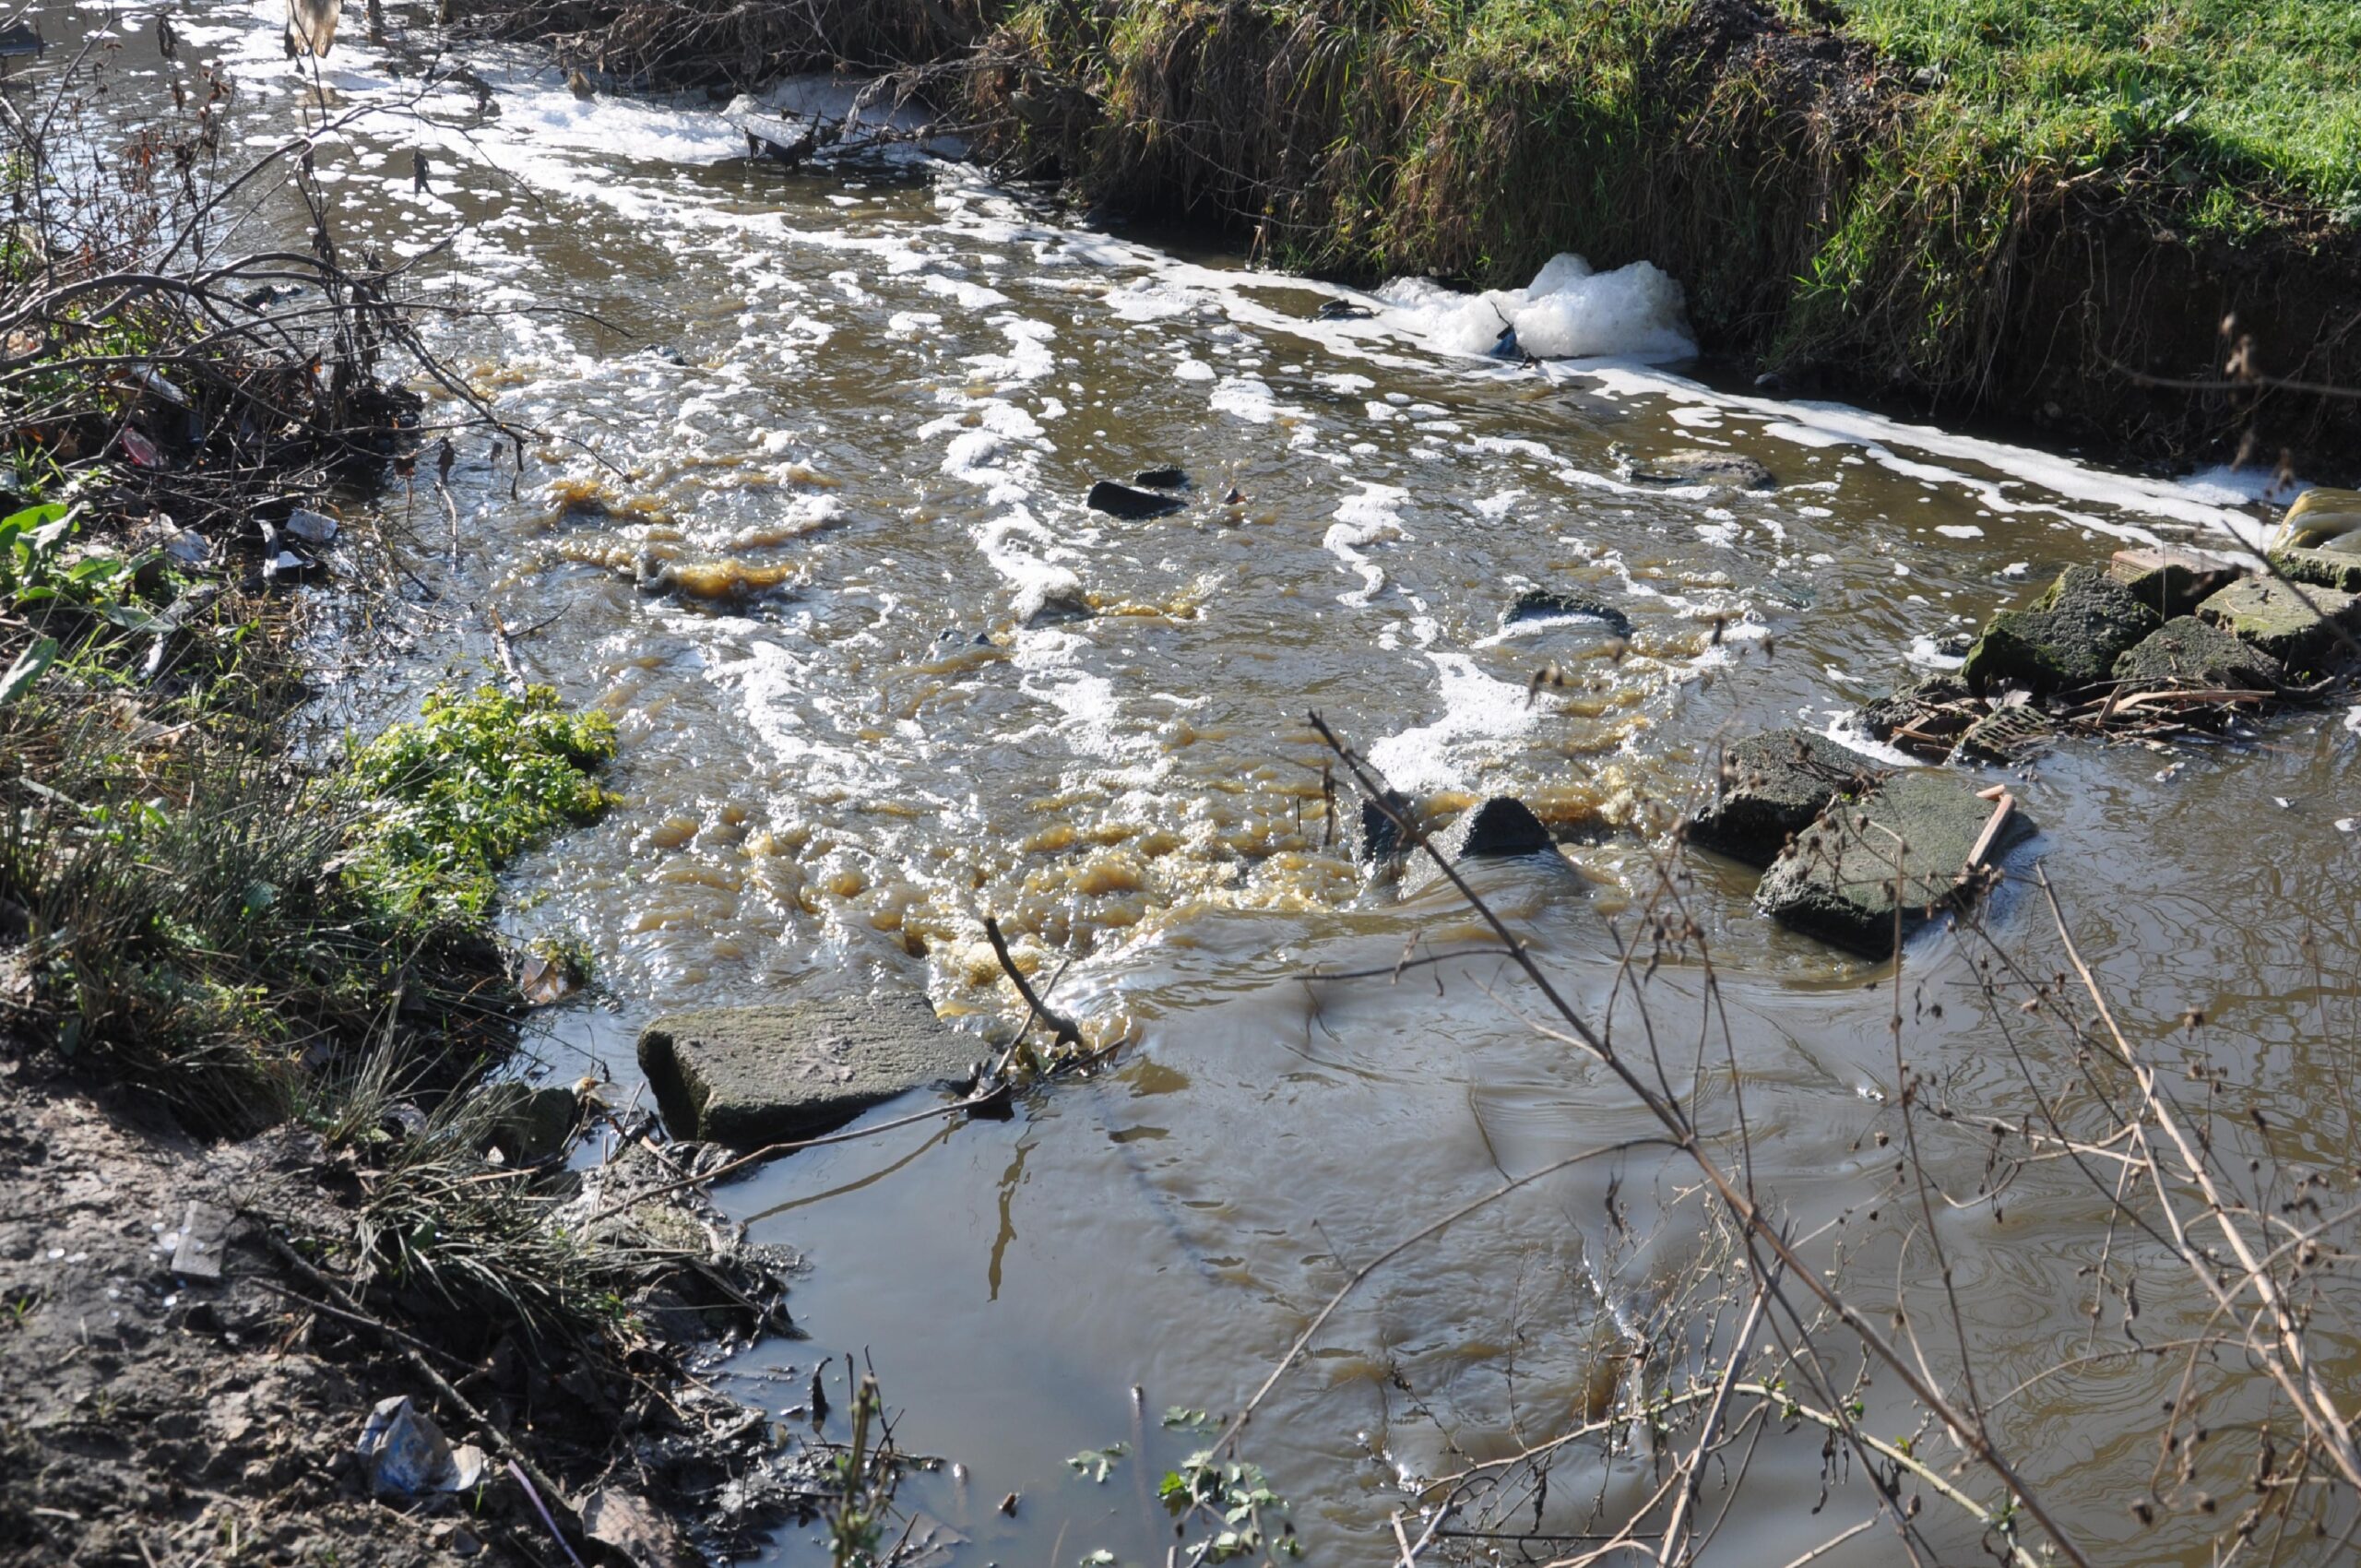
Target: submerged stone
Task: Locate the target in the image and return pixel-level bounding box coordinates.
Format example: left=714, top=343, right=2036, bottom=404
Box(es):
left=1687, top=729, right=1886, bottom=867
left=1086, top=480, right=1183, bottom=519
left=2273, top=487, right=2361, bottom=551
left=2106, top=546, right=2245, bottom=620
left=1397, top=796, right=1560, bottom=896
left=638, top=992, right=977, bottom=1146
left=1131, top=466, right=1189, bottom=490
left=1962, top=564, right=2161, bottom=695
left=2268, top=547, right=2361, bottom=595
left=1754, top=772, right=2031, bottom=958
left=1502, top=588, right=1633, bottom=638
left=2112, top=616, right=2285, bottom=690
left=1619, top=447, right=1774, bottom=490
left=2197, top=576, right=2361, bottom=675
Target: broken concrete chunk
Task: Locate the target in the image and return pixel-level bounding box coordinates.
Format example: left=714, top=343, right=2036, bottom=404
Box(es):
left=1687, top=729, right=1887, bottom=867
left=1754, top=772, right=2032, bottom=958
left=2106, top=546, right=2244, bottom=620
left=2196, top=576, right=2361, bottom=675
left=1857, top=674, right=1974, bottom=761
left=478, top=1082, right=583, bottom=1164
left=2268, top=547, right=2361, bottom=595
left=1397, top=797, right=1560, bottom=896
left=2112, top=616, right=2285, bottom=690
left=1962, top=564, right=2161, bottom=695
left=583, top=1489, right=699, bottom=1568
left=637, top=991, right=976, bottom=1146
left=170, top=1200, right=233, bottom=1281
left=1501, top=588, right=1633, bottom=638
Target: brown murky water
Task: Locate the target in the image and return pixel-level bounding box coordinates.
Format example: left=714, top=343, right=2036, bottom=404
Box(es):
left=46, top=5, right=2361, bottom=1562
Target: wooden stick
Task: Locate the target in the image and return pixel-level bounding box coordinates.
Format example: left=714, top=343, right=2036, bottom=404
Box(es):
left=1965, top=791, right=2015, bottom=872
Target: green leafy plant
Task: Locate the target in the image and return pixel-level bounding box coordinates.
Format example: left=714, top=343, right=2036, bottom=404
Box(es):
left=343, top=683, right=618, bottom=923
left=1158, top=1450, right=1299, bottom=1562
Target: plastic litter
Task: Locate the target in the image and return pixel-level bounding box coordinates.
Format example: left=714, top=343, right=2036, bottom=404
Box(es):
left=354, top=1396, right=489, bottom=1496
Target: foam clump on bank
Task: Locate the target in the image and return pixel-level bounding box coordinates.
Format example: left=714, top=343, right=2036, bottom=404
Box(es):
left=1377, top=253, right=1696, bottom=362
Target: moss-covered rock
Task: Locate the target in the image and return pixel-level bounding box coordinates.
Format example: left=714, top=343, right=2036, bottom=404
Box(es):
left=2268, top=547, right=2361, bottom=595
left=2106, top=547, right=2245, bottom=620
left=1754, top=771, right=2031, bottom=958
left=2196, top=576, right=2361, bottom=675
left=1962, top=565, right=2161, bottom=695
left=2113, top=616, right=2285, bottom=689
left=1687, top=729, right=1886, bottom=867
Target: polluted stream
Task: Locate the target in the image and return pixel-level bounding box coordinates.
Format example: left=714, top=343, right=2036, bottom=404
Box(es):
left=47, top=4, right=2361, bottom=1562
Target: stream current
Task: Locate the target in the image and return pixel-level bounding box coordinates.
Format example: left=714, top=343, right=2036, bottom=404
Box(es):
left=46, top=5, right=2361, bottom=1562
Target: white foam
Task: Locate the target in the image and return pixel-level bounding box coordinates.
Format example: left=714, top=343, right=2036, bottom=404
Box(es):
left=1374, top=254, right=1697, bottom=364
left=1322, top=484, right=1408, bottom=607
left=1367, top=654, right=1542, bottom=794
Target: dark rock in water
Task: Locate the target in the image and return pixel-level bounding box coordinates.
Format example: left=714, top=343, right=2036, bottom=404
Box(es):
left=1314, top=298, right=1374, bottom=321
left=1132, top=466, right=1189, bottom=491
left=1025, top=584, right=1093, bottom=624
left=2113, top=616, right=2285, bottom=690
left=638, top=992, right=976, bottom=1146
left=1754, top=771, right=2032, bottom=958
left=1619, top=447, right=1774, bottom=490
left=2269, top=547, right=2361, bottom=595
left=1338, top=787, right=1414, bottom=865
left=2197, top=576, right=2361, bottom=675
left=1952, top=703, right=2053, bottom=765
left=2106, top=546, right=2245, bottom=620
left=1688, top=729, right=1885, bottom=867
left=1397, top=797, right=1558, bottom=896
left=1962, top=564, right=2161, bottom=695
left=1502, top=588, right=1633, bottom=638
left=1086, top=480, right=1183, bottom=519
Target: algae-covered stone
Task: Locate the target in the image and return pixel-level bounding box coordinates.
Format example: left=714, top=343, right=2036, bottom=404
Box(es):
left=1397, top=796, right=1560, bottom=896
left=2196, top=576, right=2361, bottom=675
left=1962, top=564, right=2162, bottom=695
left=2106, top=547, right=2245, bottom=620
left=2112, top=616, right=2284, bottom=690
left=1618, top=446, right=1774, bottom=490
left=2269, top=547, right=2361, bottom=595
left=1688, top=729, right=1886, bottom=867
left=638, top=992, right=977, bottom=1146
left=1754, top=772, right=2031, bottom=958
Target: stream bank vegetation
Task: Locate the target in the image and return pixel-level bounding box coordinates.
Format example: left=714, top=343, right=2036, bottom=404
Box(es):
left=1236, top=716, right=2361, bottom=1566
left=0, top=30, right=818, bottom=1568
left=469, top=0, right=2361, bottom=476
